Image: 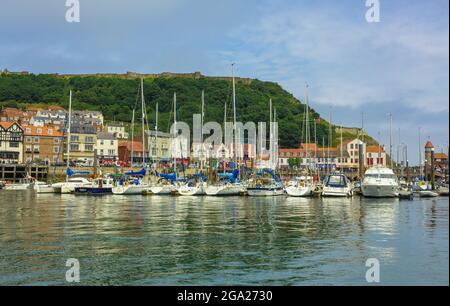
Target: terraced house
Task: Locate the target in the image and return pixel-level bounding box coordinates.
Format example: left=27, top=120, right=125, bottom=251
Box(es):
left=0, top=122, right=24, bottom=164
left=64, top=124, right=97, bottom=165
left=23, top=126, right=63, bottom=165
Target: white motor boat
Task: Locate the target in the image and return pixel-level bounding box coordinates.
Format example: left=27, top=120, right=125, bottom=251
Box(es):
left=285, top=176, right=315, bottom=197
left=322, top=173, right=353, bottom=197
left=361, top=166, right=399, bottom=198
left=52, top=177, right=91, bottom=194
left=3, top=177, right=36, bottom=191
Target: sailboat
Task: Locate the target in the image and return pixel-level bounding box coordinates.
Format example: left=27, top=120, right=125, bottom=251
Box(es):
left=247, top=168, right=285, bottom=196
left=205, top=66, right=244, bottom=196
left=286, top=84, right=315, bottom=197
left=112, top=168, right=148, bottom=195
left=112, top=78, right=149, bottom=195
left=178, top=91, right=207, bottom=196
left=247, top=99, right=284, bottom=197
left=151, top=93, right=182, bottom=195
left=51, top=90, right=91, bottom=194
left=205, top=169, right=245, bottom=196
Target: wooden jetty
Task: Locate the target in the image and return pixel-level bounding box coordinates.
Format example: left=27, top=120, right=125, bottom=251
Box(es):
left=0, top=164, right=49, bottom=183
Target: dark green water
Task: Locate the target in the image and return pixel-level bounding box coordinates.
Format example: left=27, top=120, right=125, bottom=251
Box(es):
left=0, top=191, right=448, bottom=285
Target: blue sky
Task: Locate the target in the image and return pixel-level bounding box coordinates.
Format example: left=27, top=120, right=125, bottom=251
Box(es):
left=0, top=0, right=448, bottom=165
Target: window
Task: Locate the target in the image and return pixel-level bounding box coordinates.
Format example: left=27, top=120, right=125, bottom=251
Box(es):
left=9, top=142, right=19, bottom=148
left=70, top=144, right=79, bottom=151
left=36, top=128, right=42, bottom=134
left=70, top=135, right=79, bottom=142
left=108, top=149, right=115, bottom=156
left=34, top=137, right=39, bottom=143
left=85, top=144, right=94, bottom=151
left=110, top=140, right=114, bottom=146
left=85, top=136, right=94, bottom=143
left=100, top=149, right=104, bottom=155
left=25, top=128, right=31, bottom=134
left=34, top=145, right=40, bottom=152
left=47, top=129, right=53, bottom=135
left=54, top=146, right=59, bottom=154
left=100, top=140, right=104, bottom=145
left=54, top=138, right=60, bottom=144
left=26, top=145, right=32, bottom=152
left=26, top=137, right=32, bottom=143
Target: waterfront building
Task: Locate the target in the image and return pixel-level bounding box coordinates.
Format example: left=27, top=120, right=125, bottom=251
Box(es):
left=366, top=145, right=387, bottom=167
left=72, top=110, right=104, bottom=127
left=118, top=140, right=148, bottom=165
left=148, top=131, right=172, bottom=162
left=106, top=123, right=129, bottom=139
left=64, top=124, right=97, bottom=165
left=23, top=125, right=63, bottom=165
left=31, top=108, right=67, bottom=130
left=96, top=132, right=118, bottom=162
left=0, top=122, right=24, bottom=163
left=0, top=108, right=35, bottom=126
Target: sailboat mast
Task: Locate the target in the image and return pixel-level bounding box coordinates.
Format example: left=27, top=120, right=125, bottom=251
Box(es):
left=173, top=93, right=177, bottom=173
left=340, top=124, right=343, bottom=172
left=232, top=63, right=237, bottom=167
left=141, top=78, right=145, bottom=167
left=389, top=113, right=393, bottom=169
left=200, top=90, right=205, bottom=172
left=155, top=102, right=159, bottom=167
left=131, top=109, right=135, bottom=166
left=418, top=127, right=422, bottom=177
left=269, top=98, right=273, bottom=167
left=328, top=111, right=332, bottom=175
left=305, top=84, right=310, bottom=161
left=66, top=90, right=72, bottom=182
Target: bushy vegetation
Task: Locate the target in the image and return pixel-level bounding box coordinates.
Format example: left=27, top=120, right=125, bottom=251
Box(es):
left=0, top=72, right=338, bottom=148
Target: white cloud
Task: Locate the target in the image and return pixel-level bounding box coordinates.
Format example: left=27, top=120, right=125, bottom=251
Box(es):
left=221, top=3, right=449, bottom=113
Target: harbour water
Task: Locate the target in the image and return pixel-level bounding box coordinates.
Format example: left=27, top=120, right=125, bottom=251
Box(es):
left=0, top=192, right=448, bottom=285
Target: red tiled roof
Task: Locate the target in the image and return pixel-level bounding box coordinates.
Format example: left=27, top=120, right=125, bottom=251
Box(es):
left=425, top=141, right=434, bottom=148
left=23, top=125, right=62, bottom=137
left=0, top=121, right=18, bottom=129
left=435, top=153, right=448, bottom=159
left=367, top=146, right=385, bottom=153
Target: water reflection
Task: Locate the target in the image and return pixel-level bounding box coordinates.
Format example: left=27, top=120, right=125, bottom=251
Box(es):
left=0, top=192, right=448, bottom=285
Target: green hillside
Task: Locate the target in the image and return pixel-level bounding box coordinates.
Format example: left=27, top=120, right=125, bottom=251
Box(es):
left=0, top=71, right=339, bottom=148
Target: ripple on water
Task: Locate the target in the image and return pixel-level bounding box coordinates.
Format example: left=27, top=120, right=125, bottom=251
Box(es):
left=0, top=192, right=448, bottom=285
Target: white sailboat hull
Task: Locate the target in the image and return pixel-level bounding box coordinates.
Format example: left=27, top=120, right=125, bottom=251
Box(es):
left=112, top=184, right=147, bottom=195
left=3, top=183, right=33, bottom=191
left=247, top=188, right=285, bottom=197
left=285, top=186, right=313, bottom=197
left=150, top=185, right=177, bottom=195
left=205, top=184, right=244, bottom=196
left=178, top=184, right=206, bottom=196
left=34, top=184, right=56, bottom=194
